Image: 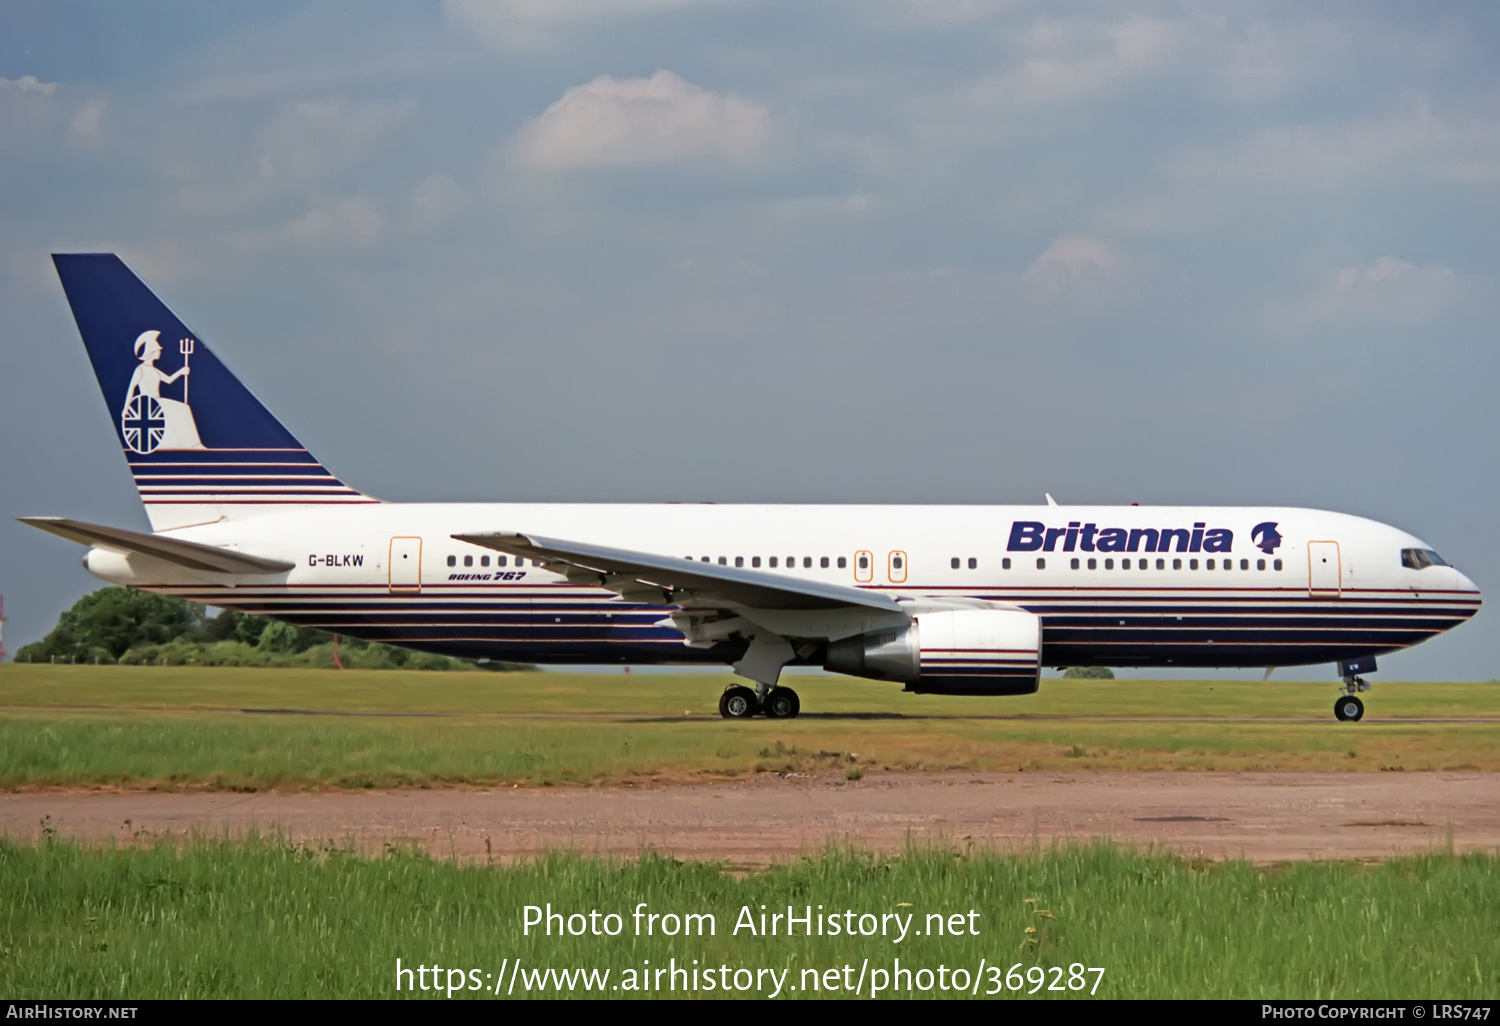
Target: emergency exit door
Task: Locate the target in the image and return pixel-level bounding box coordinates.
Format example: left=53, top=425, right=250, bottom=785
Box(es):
left=1307, top=541, right=1340, bottom=596
left=389, top=537, right=422, bottom=593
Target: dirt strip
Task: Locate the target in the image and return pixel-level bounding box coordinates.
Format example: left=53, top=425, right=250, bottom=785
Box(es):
left=4, top=772, right=1496, bottom=866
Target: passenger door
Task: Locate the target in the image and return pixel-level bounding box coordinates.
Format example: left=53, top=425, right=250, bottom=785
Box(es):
left=853, top=550, right=874, bottom=584
left=1307, top=541, right=1340, bottom=597
left=389, top=536, right=422, bottom=593
left=887, top=550, right=908, bottom=585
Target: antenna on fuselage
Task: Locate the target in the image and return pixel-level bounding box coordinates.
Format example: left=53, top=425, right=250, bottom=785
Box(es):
left=1045, top=493, right=1059, bottom=507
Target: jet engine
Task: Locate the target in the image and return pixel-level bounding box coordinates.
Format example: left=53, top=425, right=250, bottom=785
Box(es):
left=824, top=606, right=1041, bottom=695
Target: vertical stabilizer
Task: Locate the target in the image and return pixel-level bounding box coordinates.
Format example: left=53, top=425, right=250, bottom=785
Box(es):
left=52, top=253, right=376, bottom=530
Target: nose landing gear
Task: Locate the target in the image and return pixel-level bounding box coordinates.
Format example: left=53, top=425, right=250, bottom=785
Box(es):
left=1334, top=656, right=1375, bottom=722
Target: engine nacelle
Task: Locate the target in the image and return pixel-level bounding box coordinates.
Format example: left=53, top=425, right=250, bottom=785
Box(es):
left=825, top=607, right=1041, bottom=695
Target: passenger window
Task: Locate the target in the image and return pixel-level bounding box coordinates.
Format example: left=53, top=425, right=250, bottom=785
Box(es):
left=1274, top=559, right=1283, bottom=570
left=857, top=555, right=868, bottom=570
left=447, top=555, right=456, bottom=567
left=837, top=556, right=847, bottom=569
left=718, top=556, right=727, bottom=566
left=1002, top=558, right=1012, bottom=570
left=735, top=556, right=744, bottom=568
left=968, top=557, right=977, bottom=569
left=1139, top=560, right=1147, bottom=571
left=1240, top=559, right=1249, bottom=570
left=892, top=555, right=903, bottom=570
left=1073, top=558, right=1083, bottom=570
left=1257, top=558, right=1266, bottom=570
left=752, top=556, right=761, bottom=568
left=1224, top=560, right=1232, bottom=571
left=788, top=556, right=795, bottom=567
left=701, top=556, right=709, bottom=562
left=1105, top=558, right=1114, bottom=570
left=481, top=555, right=490, bottom=567
left=769, top=557, right=778, bottom=568
left=1173, top=558, right=1182, bottom=570
left=804, top=556, right=813, bottom=568
left=1189, top=559, right=1198, bottom=570
left=464, top=555, right=473, bottom=567
left=1121, top=559, right=1131, bottom=570
left=1084, top=558, right=1094, bottom=569
left=820, top=556, right=830, bottom=568
left=1206, top=559, right=1214, bottom=570
left=515, top=558, right=525, bottom=567
left=1036, top=558, right=1046, bottom=569
left=498, top=556, right=507, bottom=567
left=951, top=557, right=960, bottom=569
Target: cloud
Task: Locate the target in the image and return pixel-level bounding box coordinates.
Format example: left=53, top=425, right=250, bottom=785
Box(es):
left=228, top=195, right=386, bottom=252
left=1216, top=21, right=1313, bottom=103
left=974, top=14, right=1180, bottom=106
left=68, top=99, right=106, bottom=145
left=0, top=75, right=56, bottom=95
left=408, top=173, right=468, bottom=231
left=870, top=0, right=1015, bottom=29
left=169, top=95, right=417, bottom=216
left=257, top=95, right=417, bottom=185
left=1174, top=93, right=1500, bottom=188
left=446, top=0, right=712, bottom=49
left=1297, top=256, right=1487, bottom=326
left=1022, top=235, right=1129, bottom=303
left=510, top=71, right=770, bottom=171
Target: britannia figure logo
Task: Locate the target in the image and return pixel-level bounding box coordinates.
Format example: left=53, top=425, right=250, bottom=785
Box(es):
left=121, top=330, right=204, bottom=453
left=1250, top=521, right=1283, bottom=555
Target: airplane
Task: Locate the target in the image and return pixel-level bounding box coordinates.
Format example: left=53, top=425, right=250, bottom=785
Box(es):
left=21, top=254, right=1482, bottom=722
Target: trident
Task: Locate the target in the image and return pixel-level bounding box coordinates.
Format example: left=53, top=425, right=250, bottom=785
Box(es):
left=179, top=337, right=195, bottom=405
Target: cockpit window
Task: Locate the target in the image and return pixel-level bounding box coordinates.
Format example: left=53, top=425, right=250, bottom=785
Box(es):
left=1401, top=548, right=1449, bottom=570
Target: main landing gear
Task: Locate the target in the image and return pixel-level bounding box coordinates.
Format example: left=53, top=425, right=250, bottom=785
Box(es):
left=718, top=684, right=801, bottom=719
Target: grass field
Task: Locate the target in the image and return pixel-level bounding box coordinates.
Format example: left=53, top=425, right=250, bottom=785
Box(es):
left=1, top=665, right=1498, bottom=789
left=1, top=838, right=1494, bottom=999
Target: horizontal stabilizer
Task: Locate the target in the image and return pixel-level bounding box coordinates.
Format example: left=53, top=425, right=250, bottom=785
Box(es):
left=453, top=531, right=902, bottom=612
left=19, top=517, right=295, bottom=575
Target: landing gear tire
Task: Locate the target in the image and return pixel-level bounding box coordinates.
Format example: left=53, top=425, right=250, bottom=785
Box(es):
left=763, top=686, right=801, bottom=720
left=1334, top=695, right=1365, bottom=722
left=719, top=685, right=758, bottom=720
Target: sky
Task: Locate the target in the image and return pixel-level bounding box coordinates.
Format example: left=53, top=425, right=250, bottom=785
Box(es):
left=1, top=1, right=1495, bottom=680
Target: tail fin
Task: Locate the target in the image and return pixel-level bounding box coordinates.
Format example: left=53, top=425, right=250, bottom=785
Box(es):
left=52, top=253, right=376, bottom=531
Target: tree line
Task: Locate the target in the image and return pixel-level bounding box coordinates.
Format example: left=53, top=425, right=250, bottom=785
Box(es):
left=14, top=587, right=535, bottom=671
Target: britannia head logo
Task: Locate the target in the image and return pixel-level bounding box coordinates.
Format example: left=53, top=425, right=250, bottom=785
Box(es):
left=1251, top=521, right=1283, bottom=555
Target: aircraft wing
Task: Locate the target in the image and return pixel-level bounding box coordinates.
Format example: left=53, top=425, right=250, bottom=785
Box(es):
left=19, top=516, right=295, bottom=575
left=452, top=531, right=903, bottom=613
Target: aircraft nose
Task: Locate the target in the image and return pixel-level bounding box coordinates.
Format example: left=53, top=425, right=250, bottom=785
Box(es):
left=1457, top=569, right=1483, bottom=606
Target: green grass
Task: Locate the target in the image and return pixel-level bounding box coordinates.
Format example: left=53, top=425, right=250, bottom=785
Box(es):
left=2, top=666, right=1498, bottom=789
left=1, top=838, right=1494, bottom=999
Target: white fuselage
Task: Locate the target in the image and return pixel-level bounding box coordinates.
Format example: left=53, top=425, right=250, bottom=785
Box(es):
left=85, top=502, right=1481, bottom=672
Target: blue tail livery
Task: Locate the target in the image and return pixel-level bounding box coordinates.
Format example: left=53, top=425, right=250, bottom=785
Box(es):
left=52, top=254, right=375, bottom=529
